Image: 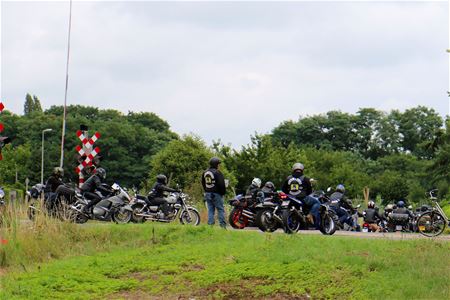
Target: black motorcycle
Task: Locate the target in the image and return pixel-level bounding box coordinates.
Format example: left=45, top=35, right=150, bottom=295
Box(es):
left=27, top=183, right=76, bottom=221
left=70, top=183, right=133, bottom=224
left=130, top=191, right=200, bottom=225
left=281, top=193, right=336, bottom=235
left=253, top=191, right=285, bottom=232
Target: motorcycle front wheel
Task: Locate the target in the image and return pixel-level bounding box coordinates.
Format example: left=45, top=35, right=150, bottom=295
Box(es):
left=112, top=208, right=132, bottom=224
left=255, top=209, right=278, bottom=232
left=180, top=208, right=200, bottom=226
left=131, top=204, right=146, bottom=223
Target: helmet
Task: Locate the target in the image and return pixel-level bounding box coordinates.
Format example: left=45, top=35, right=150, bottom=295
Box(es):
left=262, top=181, right=275, bottom=193
left=209, top=157, right=221, bottom=168
left=292, top=163, right=304, bottom=172
left=96, top=168, right=106, bottom=180
left=336, top=184, right=345, bottom=193
left=264, top=181, right=275, bottom=190
left=252, top=178, right=262, bottom=188
left=156, top=174, right=167, bottom=184
left=397, top=200, right=405, bottom=208
left=368, top=200, right=375, bottom=209
left=53, top=167, right=64, bottom=177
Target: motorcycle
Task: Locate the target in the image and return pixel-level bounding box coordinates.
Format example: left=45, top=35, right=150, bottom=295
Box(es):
left=130, top=190, right=200, bottom=225
left=253, top=191, right=285, bottom=232
left=228, top=193, right=266, bottom=229
left=386, top=211, right=413, bottom=232
left=27, top=183, right=77, bottom=221
left=70, top=183, right=133, bottom=224
left=328, top=204, right=361, bottom=232
left=281, top=194, right=336, bottom=235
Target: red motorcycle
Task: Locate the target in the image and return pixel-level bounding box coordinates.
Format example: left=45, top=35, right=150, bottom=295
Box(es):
left=228, top=194, right=259, bottom=229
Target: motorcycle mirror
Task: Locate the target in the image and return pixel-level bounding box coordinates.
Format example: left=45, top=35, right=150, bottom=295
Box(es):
left=356, top=204, right=361, bottom=208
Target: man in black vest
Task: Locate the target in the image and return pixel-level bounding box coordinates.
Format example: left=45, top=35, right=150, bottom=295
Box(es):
left=202, top=157, right=226, bottom=228
left=282, top=163, right=321, bottom=229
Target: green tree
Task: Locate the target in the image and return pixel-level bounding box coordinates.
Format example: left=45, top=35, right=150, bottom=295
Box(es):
left=147, top=135, right=236, bottom=201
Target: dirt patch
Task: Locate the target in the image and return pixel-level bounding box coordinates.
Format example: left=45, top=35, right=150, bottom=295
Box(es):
left=193, top=279, right=308, bottom=300
left=180, top=263, right=205, bottom=272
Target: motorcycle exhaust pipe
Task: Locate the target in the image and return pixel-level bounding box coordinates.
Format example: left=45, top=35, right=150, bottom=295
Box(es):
left=144, top=217, right=171, bottom=223
left=241, top=212, right=255, bottom=219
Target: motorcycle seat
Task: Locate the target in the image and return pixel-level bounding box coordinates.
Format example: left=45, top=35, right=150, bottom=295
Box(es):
left=136, top=194, right=148, bottom=201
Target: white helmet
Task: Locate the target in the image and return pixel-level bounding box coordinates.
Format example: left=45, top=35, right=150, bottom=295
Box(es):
left=252, top=178, right=262, bottom=188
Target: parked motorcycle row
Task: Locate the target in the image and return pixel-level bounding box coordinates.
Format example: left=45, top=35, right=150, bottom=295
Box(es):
left=228, top=188, right=449, bottom=237
left=26, top=182, right=201, bottom=226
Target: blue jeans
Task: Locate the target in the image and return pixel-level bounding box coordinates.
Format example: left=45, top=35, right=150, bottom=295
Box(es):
left=205, top=192, right=226, bottom=228
left=303, top=195, right=321, bottom=229
left=332, top=206, right=349, bottom=225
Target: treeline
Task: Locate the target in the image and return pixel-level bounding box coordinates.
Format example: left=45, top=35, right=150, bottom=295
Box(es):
left=0, top=95, right=177, bottom=188
left=148, top=108, right=449, bottom=205
left=0, top=95, right=448, bottom=205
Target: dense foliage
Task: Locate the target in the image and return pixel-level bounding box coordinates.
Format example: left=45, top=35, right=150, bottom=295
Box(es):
left=0, top=95, right=448, bottom=205
left=0, top=100, right=177, bottom=188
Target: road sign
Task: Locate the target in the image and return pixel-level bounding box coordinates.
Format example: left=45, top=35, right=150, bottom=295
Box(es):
left=0, top=102, right=11, bottom=160
left=75, top=127, right=101, bottom=187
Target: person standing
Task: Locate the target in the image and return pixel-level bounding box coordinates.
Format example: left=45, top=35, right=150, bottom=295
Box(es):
left=202, top=157, right=226, bottom=228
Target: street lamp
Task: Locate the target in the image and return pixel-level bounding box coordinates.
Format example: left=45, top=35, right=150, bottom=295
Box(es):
left=41, top=129, right=53, bottom=184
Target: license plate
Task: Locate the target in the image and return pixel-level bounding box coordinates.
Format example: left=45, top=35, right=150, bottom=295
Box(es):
left=362, top=228, right=368, bottom=233
left=396, top=225, right=403, bottom=231
left=282, top=201, right=290, bottom=206
left=418, top=225, right=425, bottom=231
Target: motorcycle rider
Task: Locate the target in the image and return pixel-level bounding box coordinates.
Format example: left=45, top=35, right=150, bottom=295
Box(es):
left=44, top=167, right=64, bottom=194
left=202, top=157, right=227, bottom=228
left=329, top=184, right=355, bottom=228
left=261, top=181, right=276, bottom=197
left=246, top=178, right=263, bottom=203
left=146, top=174, right=179, bottom=217
left=363, top=200, right=383, bottom=232
left=281, top=163, right=321, bottom=229
left=80, top=168, right=111, bottom=214
left=44, top=167, right=64, bottom=208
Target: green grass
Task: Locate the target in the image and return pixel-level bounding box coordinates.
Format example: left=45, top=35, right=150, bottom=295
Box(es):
left=1, top=224, right=449, bottom=300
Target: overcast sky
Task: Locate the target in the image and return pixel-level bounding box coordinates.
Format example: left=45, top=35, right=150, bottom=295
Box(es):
left=1, top=1, right=449, bottom=147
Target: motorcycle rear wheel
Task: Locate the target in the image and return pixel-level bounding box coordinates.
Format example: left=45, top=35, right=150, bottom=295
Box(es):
left=282, top=209, right=301, bottom=234
left=319, top=213, right=336, bottom=235
left=180, top=208, right=200, bottom=226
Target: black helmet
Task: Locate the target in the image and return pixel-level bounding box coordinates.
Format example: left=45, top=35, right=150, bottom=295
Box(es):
left=336, top=184, right=345, bottom=193
left=397, top=200, right=405, bottom=208
left=53, top=167, right=64, bottom=177
left=292, top=163, right=304, bottom=173
left=96, top=168, right=106, bottom=180
left=209, top=157, right=221, bottom=168
left=156, top=174, right=167, bottom=184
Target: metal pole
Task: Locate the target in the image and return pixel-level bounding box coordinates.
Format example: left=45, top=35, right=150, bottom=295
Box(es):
left=60, top=0, right=73, bottom=168
left=41, top=129, right=52, bottom=185
left=41, top=130, right=45, bottom=184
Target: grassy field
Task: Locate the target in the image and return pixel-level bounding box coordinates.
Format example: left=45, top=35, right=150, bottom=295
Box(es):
left=0, top=221, right=449, bottom=300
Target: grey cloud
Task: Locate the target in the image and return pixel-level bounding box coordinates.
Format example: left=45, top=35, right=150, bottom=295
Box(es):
left=1, top=1, right=448, bottom=148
